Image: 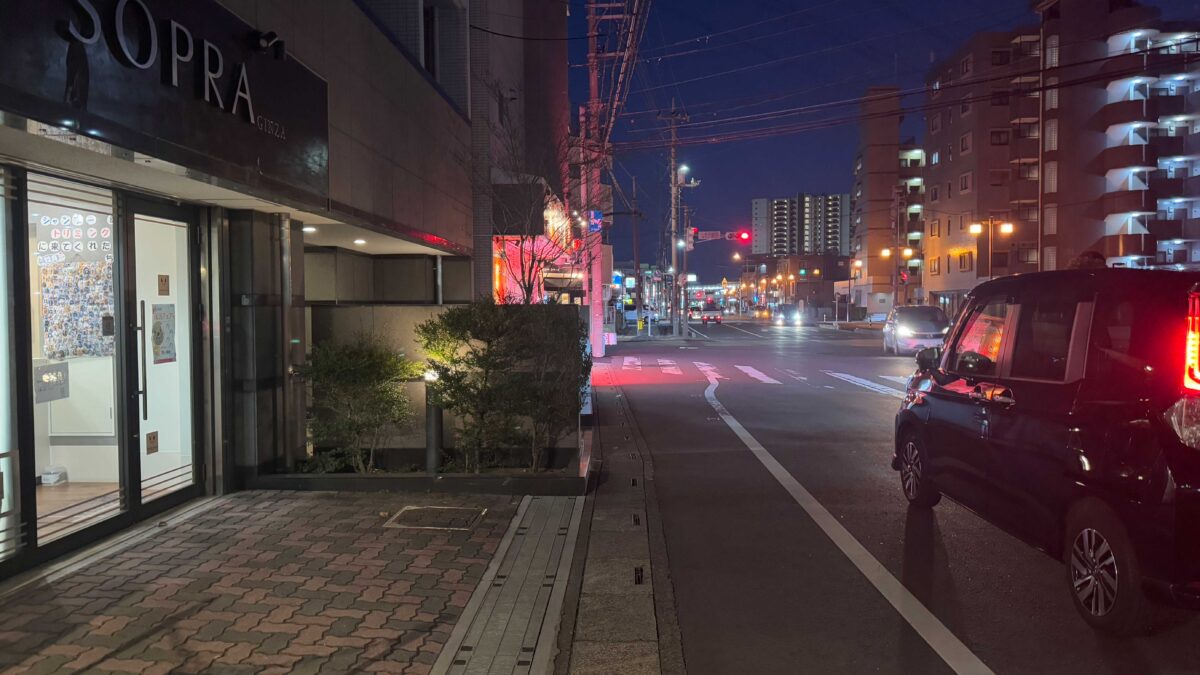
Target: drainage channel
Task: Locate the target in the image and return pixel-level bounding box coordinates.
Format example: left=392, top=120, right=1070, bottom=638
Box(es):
left=434, top=495, right=585, bottom=675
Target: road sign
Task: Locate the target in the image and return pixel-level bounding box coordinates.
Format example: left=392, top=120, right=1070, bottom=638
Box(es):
left=697, top=230, right=722, bottom=241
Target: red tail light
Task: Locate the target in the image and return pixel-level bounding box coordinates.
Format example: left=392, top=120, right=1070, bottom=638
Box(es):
left=1187, top=288, right=1200, bottom=392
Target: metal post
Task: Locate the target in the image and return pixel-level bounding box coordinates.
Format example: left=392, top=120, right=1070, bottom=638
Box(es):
left=425, top=396, right=442, bottom=476
left=632, top=176, right=642, bottom=336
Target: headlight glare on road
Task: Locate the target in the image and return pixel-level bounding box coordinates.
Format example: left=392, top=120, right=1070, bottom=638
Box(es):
left=897, top=326, right=914, bottom=338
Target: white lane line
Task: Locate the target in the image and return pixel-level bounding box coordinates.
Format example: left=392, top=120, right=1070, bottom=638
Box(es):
left=623, top=356, right=641, bottom=371
left=658, top=359, right=682, bottom=376
left=692, top=362, right=725, bottom=380
left=689, top=326, right=710, bottom=340
left=783, top=369, right=808, bottom=381
left=734, top=365, right=782, bottom=384
left=823, top=371, right=906, bottom=399
left=696, top=373, right=994, bottom=675
left=723, top=323, right=767, bottom=339
left=880, top=375, right=911, bottom=386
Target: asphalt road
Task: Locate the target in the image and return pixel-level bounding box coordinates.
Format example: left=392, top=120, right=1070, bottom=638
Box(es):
left=608, top=319, right=1200, bottom=675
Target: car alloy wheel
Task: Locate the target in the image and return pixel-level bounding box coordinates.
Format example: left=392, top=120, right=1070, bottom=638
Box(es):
left=1071, top=528, right=1119, bottom=617
left=899, top=441, right=922, bottom=500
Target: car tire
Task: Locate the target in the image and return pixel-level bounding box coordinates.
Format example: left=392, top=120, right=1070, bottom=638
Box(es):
left=884, top=338, right=894, bottom=355
left=1064, top=501, right=1151, bottom=636
left=897, top=429, right=940, bottom=508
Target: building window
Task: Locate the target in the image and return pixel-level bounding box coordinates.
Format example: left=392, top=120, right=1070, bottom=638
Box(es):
left=959, top=252, right=974, bottom=271
left=1018, top=244, right=1039, bottom=264
left=961, top=96, right=972, bottom=116
left=929, top=113, right=941, bottom=134
left=991, top=90, right=1010, bottom=106
left=960, top=55, right=973, bottom=76
left=959, top=172, right=974, bottom=194
left=960, top=213, right=971, bottom=230
left=1044, top=246, right=1057, bottom=271
left=1045, top=35, right=1060, bottom=68
left=422, top=1, right=438, bottom=78
left=1044, top=161, right=1058, bottom=193
left=989, top=169, right=1010, bottom=186
left=930, top=218, right=940, bottom=237
left=991, top=49, right=1012, bottom=66
left=1044, top=205, right=1057, bottom=235
left=1017, top=162, right=1039, bottom=180
left=1017, top=204, right=1039, bottom=222
left=1018, top=38, right=1041, bottom=58
left=931, top=151, right=940, bottom=165
left=960, top=132, right=973, bottom=155
left=1016, top=121, right=1039, bottom=139
left=990, top=130, right=1010, bottom=145
left=931, top=256, right=941, bottom=275
left=1044, top=119, right=1059, bottom=151
left=1045, top=77, right=1059, bottom=110
left=930, top=186, right=940, bottom=202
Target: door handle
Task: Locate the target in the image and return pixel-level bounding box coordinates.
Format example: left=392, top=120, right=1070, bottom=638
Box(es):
left=137, top=300, right=148, bottom=421
left=969, top=385, right=989, bottom=401
left=991, top=388, right=1016, bottom=406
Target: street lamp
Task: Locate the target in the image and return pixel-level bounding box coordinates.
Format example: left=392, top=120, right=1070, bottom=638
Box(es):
left=881, top=248, right=892, bottom=258
left=970, top=220, right=1015, bottom=278
left=902, top=247, right=914, bottom=259
left=676, top=239, right=686, bottom=249
left=732, top=252, right=742, bottom=261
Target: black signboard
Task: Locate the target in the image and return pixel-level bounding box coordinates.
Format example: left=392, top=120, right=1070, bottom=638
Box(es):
left=0, top=0, right=329, bottom=202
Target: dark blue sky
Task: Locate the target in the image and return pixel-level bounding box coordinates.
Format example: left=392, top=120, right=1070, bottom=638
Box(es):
left=568, top=0, right=1199, bottom=283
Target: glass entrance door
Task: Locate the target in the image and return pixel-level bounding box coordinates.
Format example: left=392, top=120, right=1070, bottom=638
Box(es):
left=130, top=207, right=197, bottom=503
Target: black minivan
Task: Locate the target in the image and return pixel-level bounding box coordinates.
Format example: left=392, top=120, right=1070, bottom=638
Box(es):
left=893, top=269, right=1200, bottom=635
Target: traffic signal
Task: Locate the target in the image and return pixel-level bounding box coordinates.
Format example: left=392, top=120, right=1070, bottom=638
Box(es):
left=687, top=227, right=698, bottom=251
left=899, top=270, right=910, bottom=285
left=799, top=269, right=807, bottom=276
left=739, top=230, right=750, bottom=242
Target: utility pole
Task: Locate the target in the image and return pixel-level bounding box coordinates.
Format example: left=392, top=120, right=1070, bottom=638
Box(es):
left=681, top=205, right=691, bottom=328
left=660, top=103, right=687, bottom=336
left=631, top=175, right=643, bottom=336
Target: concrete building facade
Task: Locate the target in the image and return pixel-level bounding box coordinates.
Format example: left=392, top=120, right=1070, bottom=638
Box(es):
left=750, top=193, right=850, bottom=258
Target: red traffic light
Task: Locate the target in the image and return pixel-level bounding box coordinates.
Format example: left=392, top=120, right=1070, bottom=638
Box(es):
left=739, top=231, right=750, bottom=241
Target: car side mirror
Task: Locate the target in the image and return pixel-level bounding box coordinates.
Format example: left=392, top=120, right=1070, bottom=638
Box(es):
left=915, top=346, right=941, bottom=371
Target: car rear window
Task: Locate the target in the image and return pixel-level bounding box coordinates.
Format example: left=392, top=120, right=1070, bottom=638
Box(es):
left=1088, top=290, right=1185, bottom=398
left=896, top=306, right=948, bottom=323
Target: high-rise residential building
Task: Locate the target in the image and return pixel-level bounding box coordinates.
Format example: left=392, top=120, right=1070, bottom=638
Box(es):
left=1031, top=0, right=1200, bottom=271
left=850, top=87, right=925, bottom=315
left=921, top=29, right=1042, bottom=317
left=749, top=193, right=851, bottom=257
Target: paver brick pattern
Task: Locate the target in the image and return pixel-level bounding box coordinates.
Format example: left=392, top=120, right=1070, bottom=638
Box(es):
left=0, top=490, right=518, bottom=674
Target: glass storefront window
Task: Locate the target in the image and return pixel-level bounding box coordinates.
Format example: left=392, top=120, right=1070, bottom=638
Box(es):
left=27, top=174, right=123, bottom=543
left=0, top=169, right=17, bottom=562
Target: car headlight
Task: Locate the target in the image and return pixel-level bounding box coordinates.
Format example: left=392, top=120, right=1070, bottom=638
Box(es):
left=897, top=326, right=914, bottom=338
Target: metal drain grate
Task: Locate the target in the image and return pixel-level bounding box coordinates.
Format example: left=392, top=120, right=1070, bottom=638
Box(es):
left=383, top=506, right=486, bottom=531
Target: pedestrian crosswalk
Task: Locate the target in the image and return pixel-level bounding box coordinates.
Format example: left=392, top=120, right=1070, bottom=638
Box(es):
left=616, top=355, right=912, bottom=397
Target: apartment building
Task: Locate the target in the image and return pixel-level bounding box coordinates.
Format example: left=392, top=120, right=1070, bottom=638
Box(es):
left=750, top=193, right=850, bottom=257
left=921, top=29, right=1042, bottom=316
left=1031, top=0, right=1200, bottom=270
left=850, top=87, right=925, bottom=314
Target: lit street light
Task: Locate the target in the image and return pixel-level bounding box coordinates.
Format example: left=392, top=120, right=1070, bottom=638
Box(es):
left=902, top=247, right=914, bottom=259
left=881, top=248, right=892, bottom=258
left=732, top=252, right=742, bottom=261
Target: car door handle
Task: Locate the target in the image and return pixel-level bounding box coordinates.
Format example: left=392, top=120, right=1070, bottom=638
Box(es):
left=969, top=385, right=990, bottom=401
left=991, top=388, right=1016, bottom=406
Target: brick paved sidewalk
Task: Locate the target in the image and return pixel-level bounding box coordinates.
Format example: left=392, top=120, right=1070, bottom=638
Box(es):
left=0, top=490, right=519, bottom=675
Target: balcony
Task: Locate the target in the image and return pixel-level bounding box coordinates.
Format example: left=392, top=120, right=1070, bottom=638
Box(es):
left=1008, top=136, right=1038, bottom=162
left=1102, top=189, right=1157, bottom=215
left=1097, top=233, right=1157, bottom=258
left=1102, top=99, right=1156, bottom=128
left=1009, top=95, right=1040, bottom=122
left=1146, top=217, right=1200, bottom=241
left=1008, top=179, right=1039, bottom=203
left=1098, top=143, right=1157, bottom=172
left=1151, top=133, right=1188, bottom=157
left=1150, top=175, right=1186, bottom=201
left=1150, top=94, right=1187, bottom=118
left=1101, top=50, right=1185, bottom=79
left=1106, top=4, right=1159, bottom=37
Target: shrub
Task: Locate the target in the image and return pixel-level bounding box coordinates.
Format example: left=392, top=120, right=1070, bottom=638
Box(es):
left=302, top=334, right=421, bottom=473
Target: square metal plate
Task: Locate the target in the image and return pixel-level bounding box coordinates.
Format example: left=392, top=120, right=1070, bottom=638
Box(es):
left=383, top=506, right=487, bottom=531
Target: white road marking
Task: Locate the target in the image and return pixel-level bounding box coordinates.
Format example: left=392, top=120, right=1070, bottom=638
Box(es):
left=880, top=375, right=911, bottom=386
left=734, top=365, right=782, bottom=384
left=824, top=371, right=906, bottom=399
left=695, top=372, right=994, bottom=675
left=723, top=323, right=767, bottom=339
left=623, top=356, right=641, bottom=371
left=783, top=369, right=808, bottom=381
left=692, top=362, right=725, bottom=380
left=658, top=359, right=682, bottom=376
left=689, top=326, right=710, bottom=340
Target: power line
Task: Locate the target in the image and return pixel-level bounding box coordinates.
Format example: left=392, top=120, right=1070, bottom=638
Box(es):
left=470, top=24, right=601, bottom=41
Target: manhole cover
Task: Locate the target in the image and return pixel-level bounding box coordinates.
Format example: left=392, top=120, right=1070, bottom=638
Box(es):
left=383, top=506, right=486, bottom=531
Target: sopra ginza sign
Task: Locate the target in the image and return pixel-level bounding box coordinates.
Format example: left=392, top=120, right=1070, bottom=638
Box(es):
left=0, top=0, right=329, bottom=199
left=66, top=0, right=266, bottom=134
